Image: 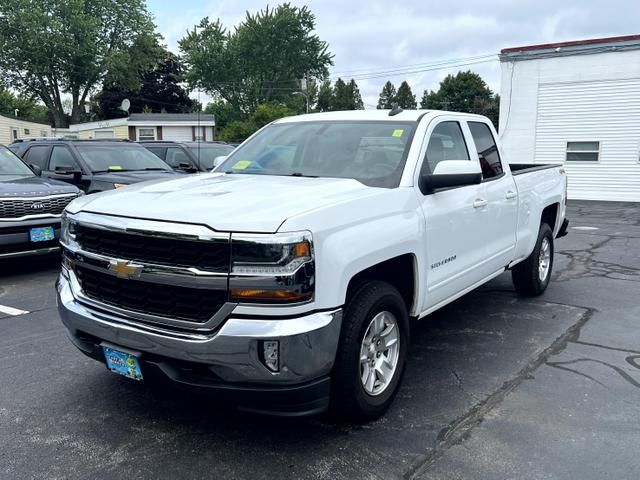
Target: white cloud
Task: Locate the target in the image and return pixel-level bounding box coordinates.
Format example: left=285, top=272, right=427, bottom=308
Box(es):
left=149, top=0, right=640, bottom=107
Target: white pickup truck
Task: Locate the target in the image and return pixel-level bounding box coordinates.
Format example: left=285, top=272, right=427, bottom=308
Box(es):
left=57, top=109, right=568, bottom=420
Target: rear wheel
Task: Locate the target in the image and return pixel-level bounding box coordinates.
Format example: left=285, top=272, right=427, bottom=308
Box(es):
left=331, top=281, right=409, bottom=421
left=512, top=223, right=554, bottom=296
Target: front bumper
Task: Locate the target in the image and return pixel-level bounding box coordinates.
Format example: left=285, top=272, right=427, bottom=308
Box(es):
left=0, top=217, right=61, bottom=259
left=56, top=274, right=342, bottom=415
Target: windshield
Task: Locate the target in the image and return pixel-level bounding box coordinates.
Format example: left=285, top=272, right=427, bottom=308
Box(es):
left=188, top=144, right=236, bottom=170
left=76, top=145, right=172, bottom=173
left=217, top=121, right=416, bottom=188
left=0, top=147, right=34, bottom=177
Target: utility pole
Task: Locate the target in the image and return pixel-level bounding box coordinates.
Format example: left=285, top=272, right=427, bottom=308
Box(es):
left=440, top=98, right=451, bottom=111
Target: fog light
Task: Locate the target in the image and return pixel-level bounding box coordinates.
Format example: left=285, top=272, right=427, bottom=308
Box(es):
left=261, top=340, right=279, bottom=372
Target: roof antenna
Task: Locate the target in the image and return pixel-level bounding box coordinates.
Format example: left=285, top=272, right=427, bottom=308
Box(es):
left=389, top=103, right=403, bottom=116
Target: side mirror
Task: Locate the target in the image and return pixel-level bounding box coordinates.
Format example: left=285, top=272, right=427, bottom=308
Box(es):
left=55, top=165, right=83, bottom=182
left=212, top=155, right=228, bottom=170
left=29, top=164, right=42, bottom=176
left=419, top=160, right=482, bottom=194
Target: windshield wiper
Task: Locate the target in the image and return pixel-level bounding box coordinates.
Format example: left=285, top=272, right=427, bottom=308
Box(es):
left=287, top=172, right=318, bottom=178
left=94, top=168, right=169, bottom=173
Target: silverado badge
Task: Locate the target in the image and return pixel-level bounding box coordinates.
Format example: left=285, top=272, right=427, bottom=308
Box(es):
left=108, top=260, right=143, bottom=280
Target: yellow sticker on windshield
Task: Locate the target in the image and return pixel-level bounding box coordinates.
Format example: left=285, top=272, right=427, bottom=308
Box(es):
left=392, top=129, right=404, bottom=137
left=233, top=160, right=252, bottom=170
left=108, top=166, right=123, bottom=171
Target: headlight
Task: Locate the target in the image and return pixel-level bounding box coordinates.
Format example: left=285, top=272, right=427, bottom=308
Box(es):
left=113, top=183, right=128, bottom=189
left=229, top=231, right=315, bottom=303
left=60, top=212, right=77, bottom=246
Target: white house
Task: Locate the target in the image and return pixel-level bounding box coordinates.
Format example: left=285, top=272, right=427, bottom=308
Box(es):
left=499, top=34, right=640, bottom=202
left=0, top=114, right=52, bottom=145
left=68, top=113, right=216, bottom=142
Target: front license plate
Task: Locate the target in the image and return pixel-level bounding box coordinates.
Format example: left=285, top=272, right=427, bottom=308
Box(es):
left=29, top=226, right=55, bottom=242
left=102, top=346, right=143, bottom=381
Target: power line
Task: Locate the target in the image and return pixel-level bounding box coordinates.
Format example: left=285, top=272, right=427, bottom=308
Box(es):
left=330, top=53, right=497, bottom=77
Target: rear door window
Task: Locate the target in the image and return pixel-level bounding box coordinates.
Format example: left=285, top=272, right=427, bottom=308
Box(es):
left=145, top=146, right=166, bottom=160
left=24, top=145, right=51, bottom=169
left=468, top=122, right=503, bottom=180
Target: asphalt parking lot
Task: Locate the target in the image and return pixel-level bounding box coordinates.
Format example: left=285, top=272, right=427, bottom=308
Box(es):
left=1, top=200, right=639, bottom=480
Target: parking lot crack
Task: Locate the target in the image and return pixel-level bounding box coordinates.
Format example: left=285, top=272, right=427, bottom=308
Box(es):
left=450, top=369, right=481, bottom=403
left=403, top=305, right=594, bottom=480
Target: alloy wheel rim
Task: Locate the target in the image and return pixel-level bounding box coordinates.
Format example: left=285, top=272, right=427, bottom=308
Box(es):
left=359, top=311, right=400, bottom=396
left=538, top=237, right=551, bottom=282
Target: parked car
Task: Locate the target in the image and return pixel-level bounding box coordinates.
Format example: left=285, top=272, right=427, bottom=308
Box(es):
left=9, top=139, right=178, bottom=193
left=141, top=140, right=235, bottom=172
left=56, top=110, right=568, bottom=420
left=0, top=145, right=81, bottom=259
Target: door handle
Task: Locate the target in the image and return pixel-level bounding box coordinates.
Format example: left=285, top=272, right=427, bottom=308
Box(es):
left=505, top=190, right=518, bottom=200
left=473, top=198, right=488, bottom=209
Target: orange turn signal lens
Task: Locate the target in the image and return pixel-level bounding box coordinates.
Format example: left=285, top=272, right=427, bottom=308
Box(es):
left=294, top=241, right=311, bottom=258
left=230, top=288, right=312, bottom=303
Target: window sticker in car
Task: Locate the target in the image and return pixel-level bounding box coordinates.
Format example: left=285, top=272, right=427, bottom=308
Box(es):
left=392, top=129, right=404, bottom=138
left=232, top=160, right=252, bottom=170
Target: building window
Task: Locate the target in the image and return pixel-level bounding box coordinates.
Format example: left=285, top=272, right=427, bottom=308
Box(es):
left=24, top=128, right=30, bottom=135
left=566, top=142, right=599, bottom=162
left=11, top=128, right=18, bottom=141
left=137, top=127, right=156, bottom=141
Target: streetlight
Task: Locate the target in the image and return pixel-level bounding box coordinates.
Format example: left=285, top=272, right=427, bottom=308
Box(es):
left=293, top=91, right=309, bottom=113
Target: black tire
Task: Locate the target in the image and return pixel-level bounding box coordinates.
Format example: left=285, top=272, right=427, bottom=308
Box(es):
left=330, top=281, right=409, bottom=421
left=512, top=223, right=554, bottom=296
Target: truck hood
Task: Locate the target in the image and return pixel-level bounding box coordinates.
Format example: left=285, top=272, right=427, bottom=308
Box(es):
left=0, top=175, right=80, bottom=197
left=68, top=173, right=377, bottom=232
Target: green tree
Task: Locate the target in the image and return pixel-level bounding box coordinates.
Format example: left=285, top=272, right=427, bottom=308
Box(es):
left=96, top=49, right=194, bottom=119
left=420, top=71, right=499, bottom=125
left=0, top=87, right=50, bottom=124
left=180, top=4, right=333, bottom=113
left=377, top=81, right=397, bottom=109
left=330, top=78, right=364, bottom=111
left=395, top=81, right=417, bottom=109
left=316, top=80, right=333, bottom=112
left=204, top=98, right=242, bottom=132
left=0, top=0, right=157, bottom=127
left=219, top=102, right=296, bottom=142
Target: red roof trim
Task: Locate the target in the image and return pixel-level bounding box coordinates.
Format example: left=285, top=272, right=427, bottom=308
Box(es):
left=501, top=34, right=640, bottom=54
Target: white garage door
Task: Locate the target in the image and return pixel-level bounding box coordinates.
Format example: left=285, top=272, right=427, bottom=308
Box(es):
left=94, top=130, right=115, bottom=139
left=535, top=78, right=640, bottom=202
left=162, top=126, right=192, bottom=141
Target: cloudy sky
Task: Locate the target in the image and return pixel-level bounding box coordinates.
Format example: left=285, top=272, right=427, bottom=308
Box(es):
left=147, top=0, right=640, bottom=107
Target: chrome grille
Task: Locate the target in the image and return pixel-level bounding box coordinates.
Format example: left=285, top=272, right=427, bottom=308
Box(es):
left=74, top=224, right=231, bottom=273
left=75, top=265, right=226, bottom=323
left=0, top=194, right=78, bottom=220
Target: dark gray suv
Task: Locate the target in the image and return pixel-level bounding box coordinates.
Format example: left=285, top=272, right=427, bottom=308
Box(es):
left=0, top=145, right=81, bottom=259
left=9, top=139, right=178, bottom=193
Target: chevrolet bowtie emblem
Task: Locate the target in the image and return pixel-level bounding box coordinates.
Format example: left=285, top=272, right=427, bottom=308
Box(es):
left=108, top=260, right=143, bottom=280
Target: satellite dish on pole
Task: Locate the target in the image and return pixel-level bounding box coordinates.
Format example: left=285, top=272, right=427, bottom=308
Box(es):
left=120, top=99, right=131, bottom=113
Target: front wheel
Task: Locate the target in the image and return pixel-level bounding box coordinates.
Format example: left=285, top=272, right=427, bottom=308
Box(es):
left=331, top=281, right=409, bottom=421
left=512, top=223, right=554, bottom=296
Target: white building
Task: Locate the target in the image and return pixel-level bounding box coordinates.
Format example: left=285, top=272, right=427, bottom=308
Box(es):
left=0, top=114, right=52, bottom=145
left=68, top=113, right=216, bottom=142
left=499, top=34, right=640, bottom=202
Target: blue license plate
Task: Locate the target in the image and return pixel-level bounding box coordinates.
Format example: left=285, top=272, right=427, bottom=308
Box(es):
left=29, top=226, right=55, bottom=242
left=102, top=345, right=143, bottom=381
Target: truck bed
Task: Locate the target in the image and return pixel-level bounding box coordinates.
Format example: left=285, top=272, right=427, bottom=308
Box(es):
left=509, top=163, right=562, bottom=176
